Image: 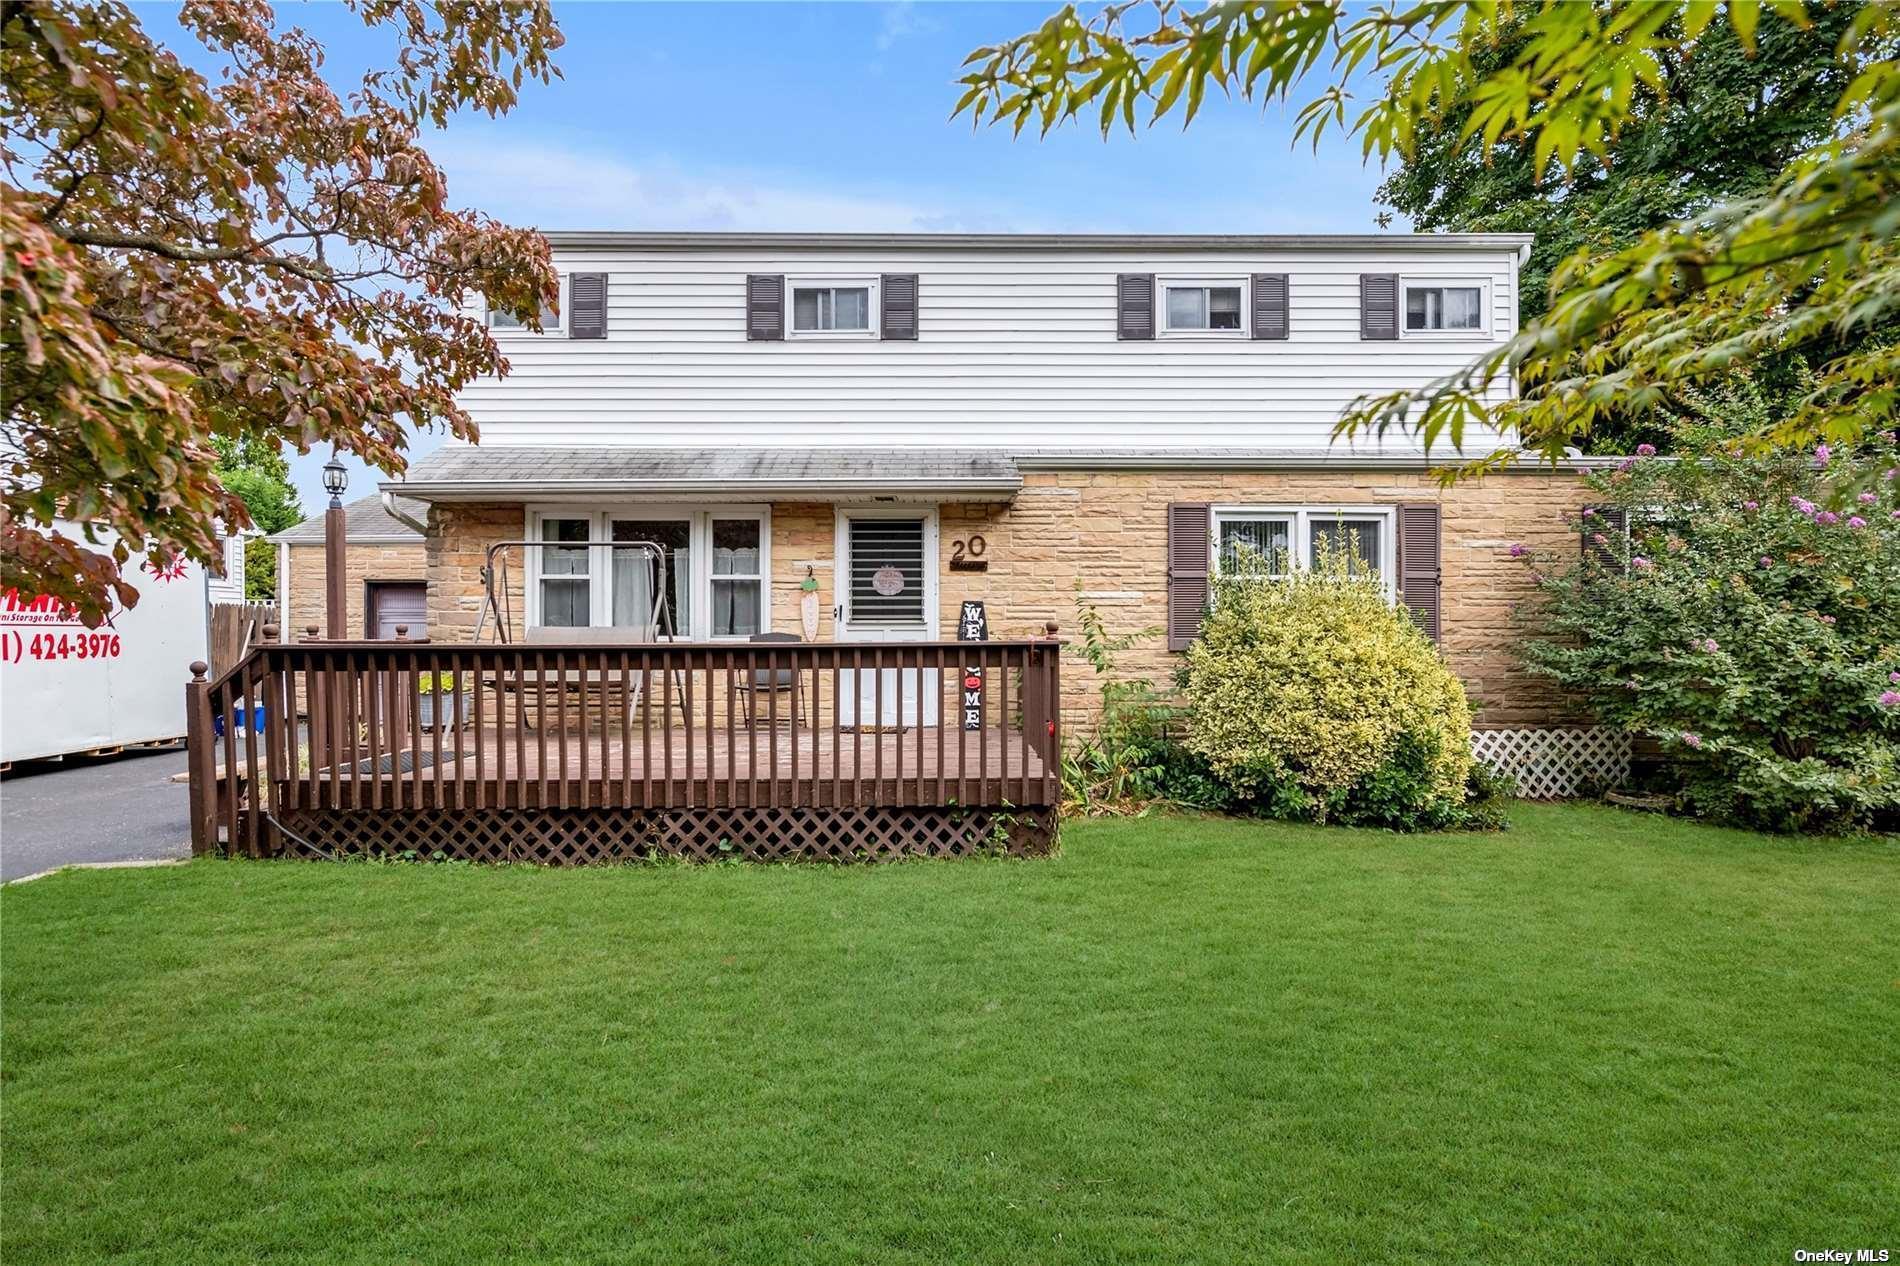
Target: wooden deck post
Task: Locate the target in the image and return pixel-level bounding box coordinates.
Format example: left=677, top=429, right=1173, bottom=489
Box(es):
left=184, top=661, right=217, bottom=855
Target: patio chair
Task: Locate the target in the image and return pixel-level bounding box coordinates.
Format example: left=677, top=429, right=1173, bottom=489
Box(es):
left=735, top=631, right=808, bottom=729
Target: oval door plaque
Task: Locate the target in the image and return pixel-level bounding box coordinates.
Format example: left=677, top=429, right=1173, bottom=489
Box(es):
left=870, top=566, right=907, bottom=597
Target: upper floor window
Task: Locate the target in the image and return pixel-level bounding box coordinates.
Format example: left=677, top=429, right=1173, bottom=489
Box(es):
left=791, top=280, right=875, bottom=336
left=1403, top=281, right=1485, bottom=334
left=1162, top=280, right=1245, bottom=335
left=488, top=277, right=562, bottom=333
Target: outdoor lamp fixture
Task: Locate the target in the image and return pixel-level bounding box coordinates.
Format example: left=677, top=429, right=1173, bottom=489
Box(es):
left=322, top=455, right=348, bottom=638
left=321, top=456, right=349, bottom=506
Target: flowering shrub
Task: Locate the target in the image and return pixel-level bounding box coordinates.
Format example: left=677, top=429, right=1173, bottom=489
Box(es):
left=1515, top=437, right=1900, bottom=833
left=1181, top=545, right=1478, bottom=830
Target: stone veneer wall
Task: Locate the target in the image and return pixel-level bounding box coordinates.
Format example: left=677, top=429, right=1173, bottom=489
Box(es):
left=418, top=468, right=1591, bottom=735
left=281, top=541, right=427, bottom=641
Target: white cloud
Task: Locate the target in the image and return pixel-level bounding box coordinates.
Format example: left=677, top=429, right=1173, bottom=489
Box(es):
left=875, top=2, right=942, bottom=52
left=431, top=137, right=1019, bottom=233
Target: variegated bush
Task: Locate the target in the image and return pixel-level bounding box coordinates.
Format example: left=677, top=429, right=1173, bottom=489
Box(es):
left=1182, top=542, right=1473, bottom=825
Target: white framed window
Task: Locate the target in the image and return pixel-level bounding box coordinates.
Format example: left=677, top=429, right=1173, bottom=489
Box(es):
left=1160, top=278, right=1247, bottom=336
left=1401, top=278, right=1488, bottom=336
left=488, top=275, right=563, bottom=333
left=789, top=277, right=877, bottom=337
left=526, top=506, right=771, bottom=640
left=1211, top=505, right=1397, bottom=595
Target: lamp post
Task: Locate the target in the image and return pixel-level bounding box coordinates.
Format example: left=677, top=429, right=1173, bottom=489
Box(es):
left=322, top=455, right=348, bottom=639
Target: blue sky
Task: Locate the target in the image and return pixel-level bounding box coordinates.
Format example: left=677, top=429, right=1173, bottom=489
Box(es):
left=146, top=2, right=1397, bottom=509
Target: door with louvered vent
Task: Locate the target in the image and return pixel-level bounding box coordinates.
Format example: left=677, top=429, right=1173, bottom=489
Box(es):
left=837, top=511, right=939, bottom=727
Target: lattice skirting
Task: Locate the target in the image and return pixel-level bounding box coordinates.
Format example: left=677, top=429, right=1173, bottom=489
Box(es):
left=263, top=805, right=1058, bottom=864
left=1470, top=727, right=1630, bottom=799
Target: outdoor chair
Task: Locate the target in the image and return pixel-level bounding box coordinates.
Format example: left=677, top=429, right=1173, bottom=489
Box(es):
left=736, top=631, right=808, bottom=729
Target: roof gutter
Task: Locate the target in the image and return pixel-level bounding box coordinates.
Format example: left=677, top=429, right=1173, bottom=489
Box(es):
left=381, top=476, right=1025, bottom=502
left=381, top=489, right=429, bottom=535
left=539, top=230, right=1538, bottom=253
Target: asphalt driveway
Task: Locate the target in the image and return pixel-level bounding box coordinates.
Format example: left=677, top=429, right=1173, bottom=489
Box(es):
left=1, top=747, right=192, bottom=882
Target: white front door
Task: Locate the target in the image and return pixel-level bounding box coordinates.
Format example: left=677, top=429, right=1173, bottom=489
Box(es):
left=836, top=509, right=939, bottom=727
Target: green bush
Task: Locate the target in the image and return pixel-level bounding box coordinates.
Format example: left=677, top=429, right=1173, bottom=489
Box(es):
left=1516, top=432, right=1900, bottom=833
left=1181, top=543, right=1480, bottom=830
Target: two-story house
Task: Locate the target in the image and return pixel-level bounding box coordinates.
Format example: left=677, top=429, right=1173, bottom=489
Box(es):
left=374, top=231, right=1604, bottom=772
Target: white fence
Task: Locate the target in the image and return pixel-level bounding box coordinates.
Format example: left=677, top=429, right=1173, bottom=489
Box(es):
left=1471, top=727, right=1632, bottom=800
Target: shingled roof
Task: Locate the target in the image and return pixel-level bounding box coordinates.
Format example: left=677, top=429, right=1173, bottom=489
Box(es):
left=269, top=494, right=425, bottom=544
left=382, top=446, right=1023, bottom=501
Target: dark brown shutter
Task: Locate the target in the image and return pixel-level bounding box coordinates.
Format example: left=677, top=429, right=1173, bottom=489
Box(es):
left=1117, top=273, right=1155, bottom=340
left=1167, top=502, right=1211, bottom=651
left=746, top=274, right=784, bottom=341
left=1251, top=273, right=1289, bottom=340
left=1582, top=505, right=1629, bottom=569
left=1397, top=503, right=1442, bottom=642
left=880, top=273, right=918, bottom=340
left=1360, top=273, right=1399, bottom=340
left=568, top=272, right=607, bottom=340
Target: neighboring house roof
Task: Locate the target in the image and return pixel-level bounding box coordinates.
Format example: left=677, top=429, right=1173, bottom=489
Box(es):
left=384, top=447, right=1025, bottom=502
left=539, top=231, right=1536, bottom=256
left=269, top=494, right=425, bottom=544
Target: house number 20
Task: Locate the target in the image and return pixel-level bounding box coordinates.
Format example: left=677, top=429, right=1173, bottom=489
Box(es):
left=949, top=535, right=989, bottom=571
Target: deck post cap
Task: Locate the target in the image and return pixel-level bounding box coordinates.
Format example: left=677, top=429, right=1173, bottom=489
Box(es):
left=394, top=625, right=409, bottom=641
left=189, top=661, right=208, bottom=681
left=1044, top=621, right=1060, bottom=637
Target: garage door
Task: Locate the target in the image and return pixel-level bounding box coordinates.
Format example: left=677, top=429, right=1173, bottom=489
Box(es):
left=366, top=582, right=427, bottom=640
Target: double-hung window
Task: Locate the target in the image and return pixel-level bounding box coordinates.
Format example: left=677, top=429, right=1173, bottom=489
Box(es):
left=1212, top=506, right=1396, bottom=593
left=790, top=278, right=876, bottom=336
left=488, top=276, right=562, bottom=332
left=528, top=508, right=770, bottom=639
left=1161, top=279, right=1245, bottom=335
left=1401, top=280, right=1486, bottom=334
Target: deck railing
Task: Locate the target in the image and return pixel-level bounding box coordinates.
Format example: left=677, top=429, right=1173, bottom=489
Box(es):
left=186, top=630, right=1061, bottom=859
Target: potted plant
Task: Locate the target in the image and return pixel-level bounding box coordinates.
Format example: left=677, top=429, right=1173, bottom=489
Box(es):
left=416, top=671, right=468, bottom=732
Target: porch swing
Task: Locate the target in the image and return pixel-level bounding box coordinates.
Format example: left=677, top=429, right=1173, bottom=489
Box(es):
left=472, top=538, right=689, bottom=726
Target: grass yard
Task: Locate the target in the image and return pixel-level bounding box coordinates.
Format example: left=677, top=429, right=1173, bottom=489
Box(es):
left=3, top=804, right=1896, bottom=1264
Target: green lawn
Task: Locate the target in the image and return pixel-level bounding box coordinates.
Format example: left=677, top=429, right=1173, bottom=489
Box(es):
left=3, top=805, right=1896, bottom=1264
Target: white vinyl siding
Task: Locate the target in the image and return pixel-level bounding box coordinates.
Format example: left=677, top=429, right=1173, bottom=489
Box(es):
left=462, top=246, right=1520, bottom=450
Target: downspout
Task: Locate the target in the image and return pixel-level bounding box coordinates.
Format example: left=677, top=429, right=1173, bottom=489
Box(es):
left=381, top=489, right=428, bottom=535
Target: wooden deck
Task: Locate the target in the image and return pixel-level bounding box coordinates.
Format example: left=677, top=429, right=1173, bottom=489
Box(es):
left=189, top=637, right=1063, bottom=862
left=288, top=724, right=1047, bottom=810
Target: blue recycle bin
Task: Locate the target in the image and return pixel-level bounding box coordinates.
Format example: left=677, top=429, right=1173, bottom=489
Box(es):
left=213, top=701, right=268, bottom=738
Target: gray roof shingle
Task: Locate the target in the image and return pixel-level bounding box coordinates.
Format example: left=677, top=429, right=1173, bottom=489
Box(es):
left=383, top=447, right=1023, bottom=500
left=269, top=494, right=425, bottom=544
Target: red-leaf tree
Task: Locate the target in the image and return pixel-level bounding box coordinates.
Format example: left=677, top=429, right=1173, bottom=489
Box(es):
left=1, top=0, right=563, bottom=623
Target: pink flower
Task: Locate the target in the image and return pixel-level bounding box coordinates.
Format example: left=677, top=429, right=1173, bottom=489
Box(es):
left=1508, top=542, right=1529, bottom=558
left=1636, top=443, right=1657, bottom=457
left=1618, top=458, right=1637, bottom=473
left=1742, top=500, right=1759, bottom=512
left=1581, top=507, right=1597, bottom=518
left=1821, top=614, right=1837, bottom=625
left=1814, top=443, right=1832, bottom=467
left=1892, top=510, right=1900, bottom=520
left=1889, top=672, right=1900, bottom=684
left=1758, top=556, right=1774, bottom=568
left=1791, top=496, right=1817, bottom=516
left=1632, top=556, right=1653, bottom=571
left=1680, top=731, right=1703, bottom=748
left=1848, top=515, right=1867, bottom=529
left=1817, top=511, right=1840, bottom=526
left=1591, top=532, right=1608, bottom=546
left=1858, top=491, right=1878, bottom=504
left=1879, top=691, right=1900, bottom=709
left=1701, top=639, right=1719, bottom=654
